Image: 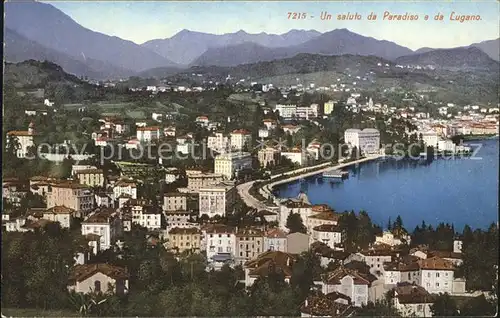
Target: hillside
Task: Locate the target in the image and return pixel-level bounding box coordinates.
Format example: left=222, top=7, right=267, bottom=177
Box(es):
left=142, top=29, right=321, bottom=65
left=4, top=60, right=86, bottom=88
left=470, top=38, right=500, bottom=61
left=396, top=47, right=499, bottom=70
left=4, top=28, right=134, bottom=80
left=4, top=1, right=177, bottom=74
left=192, top=29, right=413, bottom=67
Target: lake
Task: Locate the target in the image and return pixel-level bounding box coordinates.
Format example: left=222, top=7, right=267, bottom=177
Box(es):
left=275, top=138, right=499, bottom=231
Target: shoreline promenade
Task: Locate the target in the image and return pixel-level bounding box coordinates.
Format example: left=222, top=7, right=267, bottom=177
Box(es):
left=237, top=155, right=384, bottom=210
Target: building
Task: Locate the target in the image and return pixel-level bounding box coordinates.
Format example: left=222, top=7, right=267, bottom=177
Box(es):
left=279, top=199, right=313, bottom=230
left=275, top=104, right=297, bottom=118
left=287, top=232, right=311, bottom=254
left=420, top=131, right=439, bottom=148
left=76, top=169, right=105, bottom=187
left=346, top=249, right=396, bottom=277
left=375, top=231, right=411, bottom=246
left=204, top=224, right=237, bottom=263
left=230, top=129, right=252, bottom=151
left=68, top=264, right=129, bottom=295
left=396, top=257, right=455, bottom=294
left=264, top=228, right=288, bottom=252
left=95, top=193, right=113, bottom=208
left=123, top=199, right=163, bottom=231
left=311, top=224, right=342, bottom=249
left=168, top=227, right=201, bottom=254
left=306, top=206, right=340, bottom=233
left=344, top=128, right=380, bottom=155
left=81, top=208, right=122, bottom=250
left=195, top=116, right=209, bottom=127
left=262, top=119, right=277, bottom=129
left=282, top=124, right=302, bottom=135
left=112, top=179, right=137, bottom=200
left=207, top=132, right=230, bottom=153
left=163, top=193, right=188, bottom=211
left=214, top=152, right=252, bottom=179
left=6, top=122, right=36, bottom=158
left=258, top=147, right=281, bottom=168
left=198, top=183, right=236, bottom=218
left=453, top=238, right=463, bottom=254
left=300, top=291, right=354, bottom=317
left=165, top=210, right=197, bottom=230
left=324, top=100, right=336, bottom=115
left=187, top=173, right=224, bottom=191
left=296, top=104, right=319, bottom=119
left=321, top=267, right=377, bottom=307
left=244, top=251, right=297, bottom=287
left=235, top=227, right=264, bottom=265
left=258, top=128, right=269, bottom=138
left=282, top=148, right=309, bottom=166
left=42, top=206, right=77, bottom=228
left=391, top=283, right=434, bottom=317
left=47, top=182, right=94, bottom=215
left=136, top=126, right=160, bottom=142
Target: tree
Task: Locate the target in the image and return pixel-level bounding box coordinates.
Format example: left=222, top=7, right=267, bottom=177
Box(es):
left=459, top=294, right=496, bottom=316
left=430, top=293, right=460, bottom=316
left=286, top=213, right=307, bottom=234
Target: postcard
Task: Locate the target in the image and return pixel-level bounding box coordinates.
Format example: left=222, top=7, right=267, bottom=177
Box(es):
left=2, top=1, right=499, bottom=317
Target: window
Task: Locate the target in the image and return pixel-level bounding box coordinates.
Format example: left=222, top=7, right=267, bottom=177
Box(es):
left=436, top=283, right=439, bottom=287
left=227, top=247, right=231, bottom=252
left=436, top=273, right=440, bottom=278
left=445, top=272, right=448, bottom=277
left=94, top=280, right=101, bottom=292
left=428, top=273, right=431, bottom=278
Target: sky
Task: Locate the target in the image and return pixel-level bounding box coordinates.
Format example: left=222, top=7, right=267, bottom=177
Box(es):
left=44, top=1, right=500, bottom=50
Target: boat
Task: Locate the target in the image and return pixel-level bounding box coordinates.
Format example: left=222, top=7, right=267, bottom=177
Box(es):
left=322, top=169, right=349, bottom=179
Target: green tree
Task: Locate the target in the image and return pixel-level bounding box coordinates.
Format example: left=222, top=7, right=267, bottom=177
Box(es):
left=459, top=294, right=496, bottom=316
left=354, top=300, right=401, bottom=316
left=430, top=293, right=460, bottom=316
left=286, top=212, right=307, bottom=234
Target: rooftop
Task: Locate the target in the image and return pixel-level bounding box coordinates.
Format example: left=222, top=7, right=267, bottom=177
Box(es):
left=69, top=263, right=129, bottom=283
left=244, top=251, right=298, bottom=278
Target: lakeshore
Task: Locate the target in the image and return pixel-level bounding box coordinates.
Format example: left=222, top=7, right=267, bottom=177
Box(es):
left=276, top=139, right=499, bottom=230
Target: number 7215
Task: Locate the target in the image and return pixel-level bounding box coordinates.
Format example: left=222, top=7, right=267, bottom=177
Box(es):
left=288, top=12, right=307, bottom=19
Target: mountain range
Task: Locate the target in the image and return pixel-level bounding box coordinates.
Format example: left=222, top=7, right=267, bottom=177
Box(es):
left=4, top=0, right=499, bottom=79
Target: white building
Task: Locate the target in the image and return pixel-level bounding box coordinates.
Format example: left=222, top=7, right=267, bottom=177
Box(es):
left=282, top=148, right=308, bottom=166
left=275, top=104, right=297, bottom=118
left=198, top=183, right=236, bottom=218
left=262, top=119, right=277, bottom=129
left=375, top=231, right=411, bottom=246
left=207, top=132, right=230, bottom=153
left=230, top=129, right=252, bottom=151
left=322, top=267, right=374, bottom=307
left=296, top=104, right=319, bottom=119
left=126, top=199, right=163, bottom=231
left=204, top=224, right=237, bottom=262
left=263, top=228, right=288, bottom=252
left=344, top=128, right=380, bottom=155
left=392, top=284, right=434, bottom=317
left=399, top=257, right=455, bottom=294
left=420, top=131, right=439, bottom=148
left=136, top=126, right=160, bottom=143
left=112, top=180, right=137, bottom=200
left=258, top=128, right=269, bottom=138
left=278, top=200, right=313, bottom=231
left=214, top=152, right=252, bottom=180
left=195, top=116, right=209, bottom=127
left=81, top=209, right=122, bottom=250
left=310, top=224, right=342, bottom=249
left=6, top=122, right=36, bottom=158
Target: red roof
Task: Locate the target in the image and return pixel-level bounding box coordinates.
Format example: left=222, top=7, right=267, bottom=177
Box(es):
left=232, top=129, right=251, bottom=135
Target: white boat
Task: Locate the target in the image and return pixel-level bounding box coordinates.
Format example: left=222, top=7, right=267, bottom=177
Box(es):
left=322, top=169, right=349, bottom=179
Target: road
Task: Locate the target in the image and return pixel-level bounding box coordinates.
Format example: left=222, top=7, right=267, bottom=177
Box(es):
left=238, top=155, right=384, bottom=210
left=236, top=180, right=268, bottom=211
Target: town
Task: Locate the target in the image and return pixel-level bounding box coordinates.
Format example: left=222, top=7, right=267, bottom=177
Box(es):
left=2, top=57, right=498, bottom=317
left=2, top=1, right=499, bottom=317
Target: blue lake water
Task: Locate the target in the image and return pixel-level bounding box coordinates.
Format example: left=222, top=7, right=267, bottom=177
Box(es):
left=275, top=138, right=499, bottom=231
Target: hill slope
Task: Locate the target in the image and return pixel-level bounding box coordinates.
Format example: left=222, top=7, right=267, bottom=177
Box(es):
left=141, top=29, right=321, bottom=65
left=470, top=38, right=500, bottom=61
left=4, top=28, right=134, bottom=79
left=396, top=47, right=499, bottom=69
left=192, top=28, right=413, bottom=66
left=4, top=0, right=177, bottom=73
